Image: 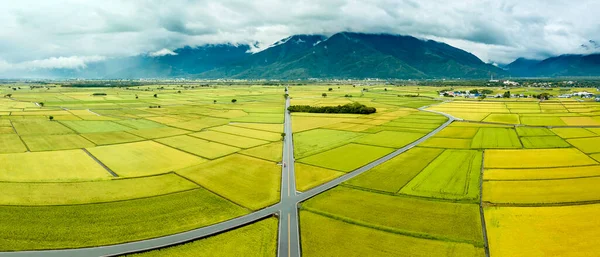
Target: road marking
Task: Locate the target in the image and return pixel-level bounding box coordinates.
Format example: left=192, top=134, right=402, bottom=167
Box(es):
left=287, top=213, right=291, bottom=257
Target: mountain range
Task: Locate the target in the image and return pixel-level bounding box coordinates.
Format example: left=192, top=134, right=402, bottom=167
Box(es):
left=504, top=54, right=600, bottom=77
left=38, top=32, right=600, bottom=79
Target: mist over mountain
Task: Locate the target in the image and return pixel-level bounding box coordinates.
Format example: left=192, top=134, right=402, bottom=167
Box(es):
left=506, top=54, right=600, bottom=77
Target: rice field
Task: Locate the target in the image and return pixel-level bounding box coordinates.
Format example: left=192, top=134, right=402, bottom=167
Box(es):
left=88, top=141, right=207, bottom=177
left=485, top=204, right=600, bottom=257
left=128, top=218, right=278, bottom=257
left=301, top=211, right=484, bottom=257
left=483, top=177, right=600, bottom=204
left=471, top=128, right=522, bottom=149
left=0, top=189, right=249, bottom=250
left=0, top=173, right=198, bottom=205
left=298, top=143, right=395, bottom=172
left=177, top=154, right=280, bottom=210
left=2, top=84, right=600, bottom=254
left=484, top=148, right=598, bottom=169
left=346, top=147, right=443, bottom=193
left=303, top=186, right=484, bottom=244
left=400, top=149, right=482, bottom=201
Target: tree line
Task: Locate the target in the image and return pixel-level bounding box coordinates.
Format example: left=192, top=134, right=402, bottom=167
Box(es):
left=287, top=102, right=376, bottom=114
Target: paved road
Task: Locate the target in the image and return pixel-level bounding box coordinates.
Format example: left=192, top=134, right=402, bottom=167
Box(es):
left=277, top=95, right=301, bottom=257
left=0, top=99, right=455, bottom=257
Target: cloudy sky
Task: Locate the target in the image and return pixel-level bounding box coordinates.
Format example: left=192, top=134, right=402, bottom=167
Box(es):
left=1, top=0, right=599, bottom=71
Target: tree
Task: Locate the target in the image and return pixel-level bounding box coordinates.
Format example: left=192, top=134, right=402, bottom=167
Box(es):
left=48, top=116, right=54, bottom=121
left=177, top=90, right=181, bottom=93
left=231, top=99, right=237, bottom=103
left=478, top=95, right=487, bottom=101
left=284, top=94, right=289, bottom=99
left=287, top=102, right=376, bottom=114
left=322, top=93, right=327, bottom=97
left=213, top=100, right=217, bottom=104
left=384, top=88, right=388, bottom=91
left=280, top=132, right=286, bottom=141
left=153, top=94, right=158, bottom=98
left=4, top=94, right=11, bottom=98
left=328, top=88, right=333, bottom=91
left=135, top=94, right=139, bottom=99
left=503, top=91, right=511, bottom=98
left=469, top=89, right=479, bottom=94
left=482, top=89, right=494, bottom=94
left=537, top=93, right=550, bottom=100
left=39, top=102, right=44, bottom=107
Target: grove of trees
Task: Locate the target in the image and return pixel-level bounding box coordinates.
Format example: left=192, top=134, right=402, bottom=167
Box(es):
left=288, top=102, right=376, bottom=114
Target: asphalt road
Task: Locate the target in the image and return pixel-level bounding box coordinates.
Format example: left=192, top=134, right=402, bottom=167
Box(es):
left=276, top=95, right=301, bottom=257
left=0, top=100, right=455, bottom=257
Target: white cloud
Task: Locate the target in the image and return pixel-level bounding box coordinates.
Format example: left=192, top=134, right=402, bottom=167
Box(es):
left=0, top=0, right=598, bottom=67
left=0, top=56, right=105, bottom=71
left=149, top=48, right=178, bottom=57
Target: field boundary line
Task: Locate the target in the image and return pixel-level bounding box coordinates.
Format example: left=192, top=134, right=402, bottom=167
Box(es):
left=81, top=148, right=119, bottom=177
left=9, top=120, right=30, bottom=152
left=479, top=150, right=491, bottom=257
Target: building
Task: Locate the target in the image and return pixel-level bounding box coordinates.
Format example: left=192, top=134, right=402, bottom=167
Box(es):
left=573, top=92, right=594, bottom=98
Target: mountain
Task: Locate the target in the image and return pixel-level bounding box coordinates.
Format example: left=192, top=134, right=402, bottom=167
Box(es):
left=504, top=58, right=540, bottom=76
left=506, top=54, right=600, bottom=77
left=42, top=32, right=507, bottom=79
left=198, top=32, right=504, bottom=79
left=53, top=44, right=252, bottom=79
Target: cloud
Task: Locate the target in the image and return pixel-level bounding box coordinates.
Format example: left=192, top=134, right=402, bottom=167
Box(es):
left=149, top=48, right=178, bottom=57
left=0, top=56, right=105, bottom=71
left=0, top=0, right=599, bottom=69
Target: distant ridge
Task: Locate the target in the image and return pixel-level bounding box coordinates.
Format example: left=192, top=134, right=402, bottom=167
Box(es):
left=43, top=32, right=512, bottom=79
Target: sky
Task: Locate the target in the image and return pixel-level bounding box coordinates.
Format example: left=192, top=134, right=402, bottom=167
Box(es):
left=1, top=0, right=599, bottom=72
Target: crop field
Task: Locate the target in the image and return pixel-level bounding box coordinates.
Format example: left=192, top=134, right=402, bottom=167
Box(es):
left=301, top=211, right=484, bottom=257
left=346, top=147, right=443, bottom=193
left=0, top=189, right=249, bottom=250
left=520, top=136, right=571, bottom=148
left=156, top=135, right=240, bottom=159
left=0, top=173, right=199, bottom=205
left=239, top=141, right=283, bottom=162
left=485, top=204, right=600, bottom=257
left=1, top=84, right=599, bottom=255
left=22, top=134, right=95, bottom=151
left=303, top=186, right=484, bottom=244
left=400, top=149, right=482, bottom=201
left=0, top=149, right=112, bottom=181
left=484, top=148, right=598, bottom=168
left=484, top=165, right=600, bottom=180
left=88, top=141, right=207, bottom=177
left=293, top=129, right=364, bottom=158
left=353, top=130, right=425, bottom=148
left=295, top=163, right=345, bottom=191
left=128, top=218, right=278, bottom=257
left=177, top=154, right=280, bottom=210
left=471, top=128, right=522, bottom=149
left=551, top=128, right=598, bottom=138
left=298, top=143, right=395, bottom=172
left=567, top=137, right=600, bottom=153
left=81, top=131, right=145, bottom=145
left=483, top=177, right=600, bottom=204
left=483, top=114, right=520, bottom=124
left=190, top=130, right=269, bottom=148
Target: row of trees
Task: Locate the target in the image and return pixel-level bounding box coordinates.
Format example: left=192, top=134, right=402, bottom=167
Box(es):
left=288, top=102, right=376, bottom=114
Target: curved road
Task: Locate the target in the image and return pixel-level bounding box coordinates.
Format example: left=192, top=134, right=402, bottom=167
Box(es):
left=0, top=96, right=456, bottom=257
